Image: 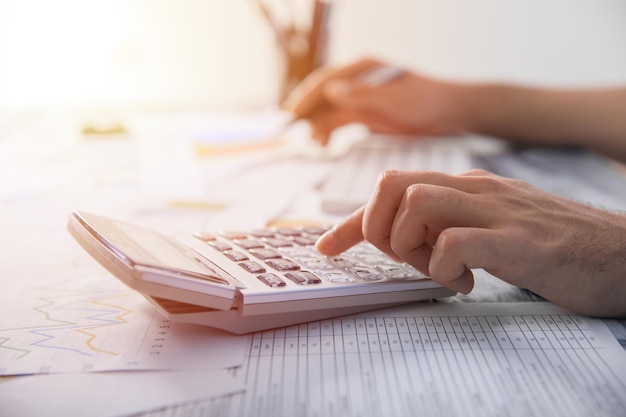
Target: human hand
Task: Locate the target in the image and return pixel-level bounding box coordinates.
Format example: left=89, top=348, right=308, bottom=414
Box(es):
left=284, top=58, right=468, bottom=145
left=316, top=169, right=626, bottom=317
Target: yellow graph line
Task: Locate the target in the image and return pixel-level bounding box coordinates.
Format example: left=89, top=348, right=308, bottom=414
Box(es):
left=76, top=329, right=119, bottom=356
left=74, top=295, right=133, bottom=356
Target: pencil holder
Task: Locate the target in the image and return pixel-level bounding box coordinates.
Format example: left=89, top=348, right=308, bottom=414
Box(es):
left=255, top=0, right=332, bottom=103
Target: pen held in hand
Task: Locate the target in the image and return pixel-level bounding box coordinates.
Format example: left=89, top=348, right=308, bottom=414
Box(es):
left=284, top=65, right=407, bottom=128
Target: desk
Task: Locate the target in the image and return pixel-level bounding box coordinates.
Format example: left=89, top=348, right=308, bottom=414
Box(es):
left=1, top=109, right=625, bottom=417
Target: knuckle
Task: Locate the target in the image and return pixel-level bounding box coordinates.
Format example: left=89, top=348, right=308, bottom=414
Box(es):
left=377, top=168, right=403, bottom=182
left=462, top=168, right=491, bottom=176
left=374, top=169, right=404, bottom=191
left=510, top=177, right=533, bottom=190
left=404, top=183, right=432, bottom=204
left=462, top=169, right=527, bottom=193
left=404, top=179, right=452, bottom=208
left=435, top=229, right=464, bottom=255
left=474, top=175, right=508, bottom=193
left=467, top=172, right=530, bottom=193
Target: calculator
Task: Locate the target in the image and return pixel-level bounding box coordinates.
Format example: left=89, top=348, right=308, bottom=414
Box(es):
left=67, top=211, right=455, bottom=334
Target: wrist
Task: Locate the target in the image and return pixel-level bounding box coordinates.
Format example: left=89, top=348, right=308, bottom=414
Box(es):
left=448, top=82, right=499, bottom=135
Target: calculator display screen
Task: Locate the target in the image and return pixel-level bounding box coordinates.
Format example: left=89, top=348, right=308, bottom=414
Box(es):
left=85, top=214, right=210, bottom=277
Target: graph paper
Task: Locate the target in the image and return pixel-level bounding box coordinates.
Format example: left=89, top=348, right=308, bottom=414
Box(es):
left=0, top=273, right=245, bottom=375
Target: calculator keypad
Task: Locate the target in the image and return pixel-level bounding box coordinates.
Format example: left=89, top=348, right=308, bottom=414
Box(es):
left=194, top=226, right=427, bottom=289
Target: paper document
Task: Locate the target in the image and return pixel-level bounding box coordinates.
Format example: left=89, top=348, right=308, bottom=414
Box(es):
left=137, top=302, right=626, bottom=417
left=0, top=369, right=244, bottom=417
left=0, top=271, right=245, bottom=375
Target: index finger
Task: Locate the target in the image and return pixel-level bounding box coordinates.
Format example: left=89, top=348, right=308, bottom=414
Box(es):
left=315, top=206, right=366, bottom=256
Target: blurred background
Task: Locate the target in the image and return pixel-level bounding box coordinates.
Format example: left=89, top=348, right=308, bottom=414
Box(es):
left=1, top=0, right=625, bottom=112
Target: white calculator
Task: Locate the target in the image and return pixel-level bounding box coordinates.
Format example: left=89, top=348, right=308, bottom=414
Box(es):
left=67, top=211, right=455, bottom=334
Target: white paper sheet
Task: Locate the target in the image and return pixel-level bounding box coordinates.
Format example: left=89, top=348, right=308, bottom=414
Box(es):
left=0, top=369, right=244, bottom=417
left=0, top=220, right=245, bottom=376
left=137, top=302, right=626, bottom=417
left=0, top=273, right=245, bottom=375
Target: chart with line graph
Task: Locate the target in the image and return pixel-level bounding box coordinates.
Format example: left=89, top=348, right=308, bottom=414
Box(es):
left=0, top=269, right=244, bottom=376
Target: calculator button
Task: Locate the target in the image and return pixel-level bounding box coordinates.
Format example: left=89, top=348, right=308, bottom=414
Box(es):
left=249, top=248, right=281, bottom=260
left=348, top=267, right=384, bottom=281
left=257, top=273, right=286, bottom=288
left=356, top=253, right=393, bottom=265
left=249, top=230, right=277, bottom=238
left=329, top=255, right=358, bottom=268
left=292, top=236, right=317, bottom=246
left=223, top=250, right=248, bottom=262
left=209, top=241, right=232, bottom=251
left=262, top=237, right=293, bottom=248
left=239, top=261, right=266, bottom=274
left=266, top=259, right=300, bottom=271
left=376, top=264, right=416, bottom=279
left=285, top=271, right=322, bottom=285
left=296, top=256, right=332, bottom=270
left=218, top=231, right=248, bottom=240
left=193, top=231, right=216, bottom=241
left=275, top=228, right=302, bottom=237
left=317, top=270, right=356, bottom=283
left=279, top=247, right=312, bottom=258
left=347, top=243, right=377, bottom=254
left=302, top=226, right=329, bottom=235
left=233, top=239, right=265, bottom=250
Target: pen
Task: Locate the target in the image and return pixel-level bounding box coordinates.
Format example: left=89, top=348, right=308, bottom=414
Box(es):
left=357, top=65, right=406, bottom=88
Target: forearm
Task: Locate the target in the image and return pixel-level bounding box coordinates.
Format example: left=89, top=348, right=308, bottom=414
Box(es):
left=455, top=83, right=626, bottom=162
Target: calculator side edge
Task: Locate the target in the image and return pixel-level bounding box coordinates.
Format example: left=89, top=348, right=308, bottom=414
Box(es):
left=66, top=211, right=237, bottom=311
